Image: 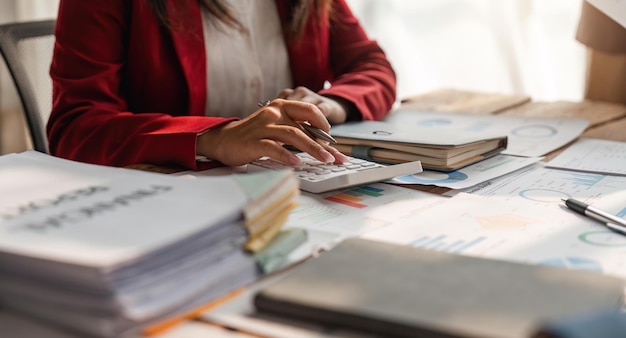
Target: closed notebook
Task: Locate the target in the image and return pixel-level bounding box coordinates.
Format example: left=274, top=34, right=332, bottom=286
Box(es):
left=254, top=238, right=625, bottom=338
left=330, top=120, right=507, bottom=171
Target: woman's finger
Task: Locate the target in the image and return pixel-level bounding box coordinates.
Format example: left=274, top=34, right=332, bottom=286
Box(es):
left=256, top=139, right=302, bottom=165
left=276, top=88, right=294, bottom=99
left=263, top=124, right=336, bottom=164
left=270, top=99, right=331, bottom=131
left=322, top=143, right=348, bottom=164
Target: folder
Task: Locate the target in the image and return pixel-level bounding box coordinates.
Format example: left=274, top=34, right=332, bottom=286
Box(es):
left=254, top=238, right=625, bottom=338
left=330, top=120, right=507, bottom=171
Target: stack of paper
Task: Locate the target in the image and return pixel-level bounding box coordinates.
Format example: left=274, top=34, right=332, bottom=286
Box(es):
left=0, top=151, right=298, bottom=337
left=330, top=120, right=508, bottom=171
left=235, top=171, right=300, bottom=252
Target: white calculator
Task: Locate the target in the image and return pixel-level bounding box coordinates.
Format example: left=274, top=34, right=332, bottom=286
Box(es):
left=247, top=152, right=423, bottom=193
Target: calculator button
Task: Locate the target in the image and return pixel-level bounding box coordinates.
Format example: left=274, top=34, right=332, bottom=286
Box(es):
left=246, top=152, right=423, bottom=193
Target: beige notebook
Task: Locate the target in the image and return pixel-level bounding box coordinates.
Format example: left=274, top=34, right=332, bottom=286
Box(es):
left=255, top=238, right=625, bottom=338
left=330, top=120, right=507, bottom=171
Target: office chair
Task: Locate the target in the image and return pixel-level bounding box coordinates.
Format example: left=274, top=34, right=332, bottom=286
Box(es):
left=0, top=19, right=56, bottom=154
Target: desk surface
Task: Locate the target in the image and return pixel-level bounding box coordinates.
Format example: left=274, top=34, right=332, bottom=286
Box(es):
left=3, top=89, right=626, bottom=338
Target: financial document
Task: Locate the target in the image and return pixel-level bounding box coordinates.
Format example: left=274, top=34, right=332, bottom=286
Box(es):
left=282, top=183, right=445, bottom=263
left=362, top=164, right=626, bottom=278
left=546, top=138, right=626, bottom=176
left=389, top=154, right=542, bottom=189
left=386, top=110, right=589, bottom=157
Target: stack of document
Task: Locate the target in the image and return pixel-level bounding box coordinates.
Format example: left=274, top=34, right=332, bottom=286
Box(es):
left=331, top=120, right=507, bottom=171
left=0, top=151, right=298, bottom=337
left=237, top=170, right=300, bottom=252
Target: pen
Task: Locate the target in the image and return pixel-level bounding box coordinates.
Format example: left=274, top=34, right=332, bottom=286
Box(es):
left=562, top=198, right=626, bottom=235
left=257, top=100, right=337, bottom=144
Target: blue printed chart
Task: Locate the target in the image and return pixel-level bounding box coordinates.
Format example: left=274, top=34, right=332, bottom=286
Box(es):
left=473, top=166, right=626, bottom=210
left=511, top=125, right=557, bottom=138
left=361, top=191, right=626, bottom=278
left=578, top=231, right=626, bottom=248
left=394, top=171, right=468, bottom=185
left=386, top=110, right=589, bottom=157
left=391, top=155, right=541, bottom=190
left=409, top=235, right=487, bottom=254
left=561, top=172, right=605, bottom=187
left=539, top=257, right=603, bottom=273
left=546, top=138, right=626, bottom=176
left=518, top=188, right=569, bottom=203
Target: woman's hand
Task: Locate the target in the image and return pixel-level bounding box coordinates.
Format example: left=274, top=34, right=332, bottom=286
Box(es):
left=278, top=86, right=356, bottom=124
left=196, top=99, right=347, bottom=166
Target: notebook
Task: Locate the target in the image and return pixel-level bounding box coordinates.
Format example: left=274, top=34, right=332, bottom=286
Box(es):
left=330, top=120, right=507, bottom=171
left=254, top=238, right=626, bottom=338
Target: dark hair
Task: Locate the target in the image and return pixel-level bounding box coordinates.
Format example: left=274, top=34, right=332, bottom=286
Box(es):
left=148, top=0, right=333, bottom=40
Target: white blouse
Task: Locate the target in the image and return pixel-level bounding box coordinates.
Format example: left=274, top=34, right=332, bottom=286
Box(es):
left=201, top=0, right=293, bottom=118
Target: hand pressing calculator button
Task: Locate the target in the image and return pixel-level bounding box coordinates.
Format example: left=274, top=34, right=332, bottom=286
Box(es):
left=247, top=152, right=423, bottom=193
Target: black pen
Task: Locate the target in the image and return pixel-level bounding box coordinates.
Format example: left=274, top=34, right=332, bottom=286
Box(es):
left=562, top=198, right=626, bottom=235
left=257, top=100, right=337, bottom=144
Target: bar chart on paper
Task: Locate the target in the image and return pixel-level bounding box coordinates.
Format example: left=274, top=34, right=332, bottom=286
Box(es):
left=409, top=235, right=487, bottom=254
left=561, top=172, right=605, bottom=186
left=547, top=138, right=626, bottom=176
left=287, top=183, right=444, bottom=240
left=475, top=166, right=626, bottom=208
left=540, top=257, right=603, bottom=273
left=361, top=183, right=626, bottom=278
left=289, top=199, right=346, bottom=223
left=515, top=170, right=609, bottom=202
left=323, top=185, right=385, bottom=209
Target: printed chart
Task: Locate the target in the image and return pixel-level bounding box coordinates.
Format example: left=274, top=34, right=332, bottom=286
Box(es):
left=391, top=154, right=541, bottom=189
left=361, top=191, right=626, bottom=279
left=409, top=235, right=487, bottom=254
left=323, top=185, right=385, bottom=208
left=386, top=110, right=589, bottom=157
left=285, top=183, right=445, bottom=263
left=540, top=257, right=603, bottom=273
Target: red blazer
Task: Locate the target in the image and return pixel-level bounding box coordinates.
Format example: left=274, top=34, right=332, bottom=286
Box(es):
left=48, top=0, right=396, bottom=169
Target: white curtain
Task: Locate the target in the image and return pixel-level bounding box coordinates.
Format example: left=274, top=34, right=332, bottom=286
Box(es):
left=346, top=0, right=585, bottom=102
left=0, top=0, right=58, bottom=24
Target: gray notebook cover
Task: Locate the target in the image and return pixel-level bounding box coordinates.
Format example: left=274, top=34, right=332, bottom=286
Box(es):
left=254, top=238, right=625, bottom=338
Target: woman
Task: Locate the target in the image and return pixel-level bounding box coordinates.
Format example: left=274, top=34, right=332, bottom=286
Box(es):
left=48, top=0, right=396, bottom=169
